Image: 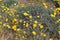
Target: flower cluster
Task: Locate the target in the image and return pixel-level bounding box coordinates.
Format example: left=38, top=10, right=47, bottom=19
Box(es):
left=0, top=0, right=60, bottom=40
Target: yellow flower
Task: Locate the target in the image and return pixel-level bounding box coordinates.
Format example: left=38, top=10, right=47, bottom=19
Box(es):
left=50, top=14, right=55, bottom=17
left=1, top=5, right=5, bottom=8
left=56, top=19, right=60, bottom=23
left=14, top=3, right=17, bottom=6
left=23, top=23, right=25, bottom=26
left=23, top=21, right=26, bottom=23
left=29, top=15, right=32, bottom=19
left=12, top=18, right=17, bottom=23
left=58, top=30, right=60, bottom=34
left=12, top=25, right=17, bottom=31
left=58, top=19, right=60, bottom=21
left=9, top=13, right=13, bottom=16
left=40, top=32, right=46, bottom=37
left=2, top=10, right=4, bottom=12
left=49, top=38, right=53, bottom=40
left=12, top=18, right=18, bottom=24
left=37, top=15, right=40, bottom=18
left=13, top=10, right=17, bottom=12
left=25, top=23, right=29, bottom=28
left=22, top=36, right=25, bottom=38
left=56, top=20, right=59, bottom=23
left=7, top=25, right=11, bottom=29
left=23, top=31, right=26, bottom=34
left=0, top=21, right=2, bottom=24
left=43, top=3, right=48, bottom=8
left=33, top=23, right=37, bottom=28
left=3, top=23, right=7, bottom=26
left=19, top=19, right=23, bottom=23
left=17, top=28, right=20, bottom=31
left=43, top=33, right=46, bottom=37
left=5, top=18, right=9, bottom=22
left=53, top=12, right=57, bottom=16
left=23, top=12, right=29, bottom=16
left=39, top=24, right=44, bottom=29
left=56, top=8, right=60, bottom=11
left=3, top=8, right=6, bottom=11
left=45, top=5, right=48, bottom=8
left=34, top=20, right=38, bottom=24
left=0, top=15, right=2, bottom=18
left=6, top=8, right=10, bottom=11
left=32, top=31, right=36, bottom=35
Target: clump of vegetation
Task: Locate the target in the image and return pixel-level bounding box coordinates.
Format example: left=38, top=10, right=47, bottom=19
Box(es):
left=0, top=0, right=60, bottom=40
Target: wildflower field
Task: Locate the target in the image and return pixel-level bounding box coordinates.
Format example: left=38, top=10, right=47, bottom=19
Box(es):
left=0, top=0, right=60, bottom=40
